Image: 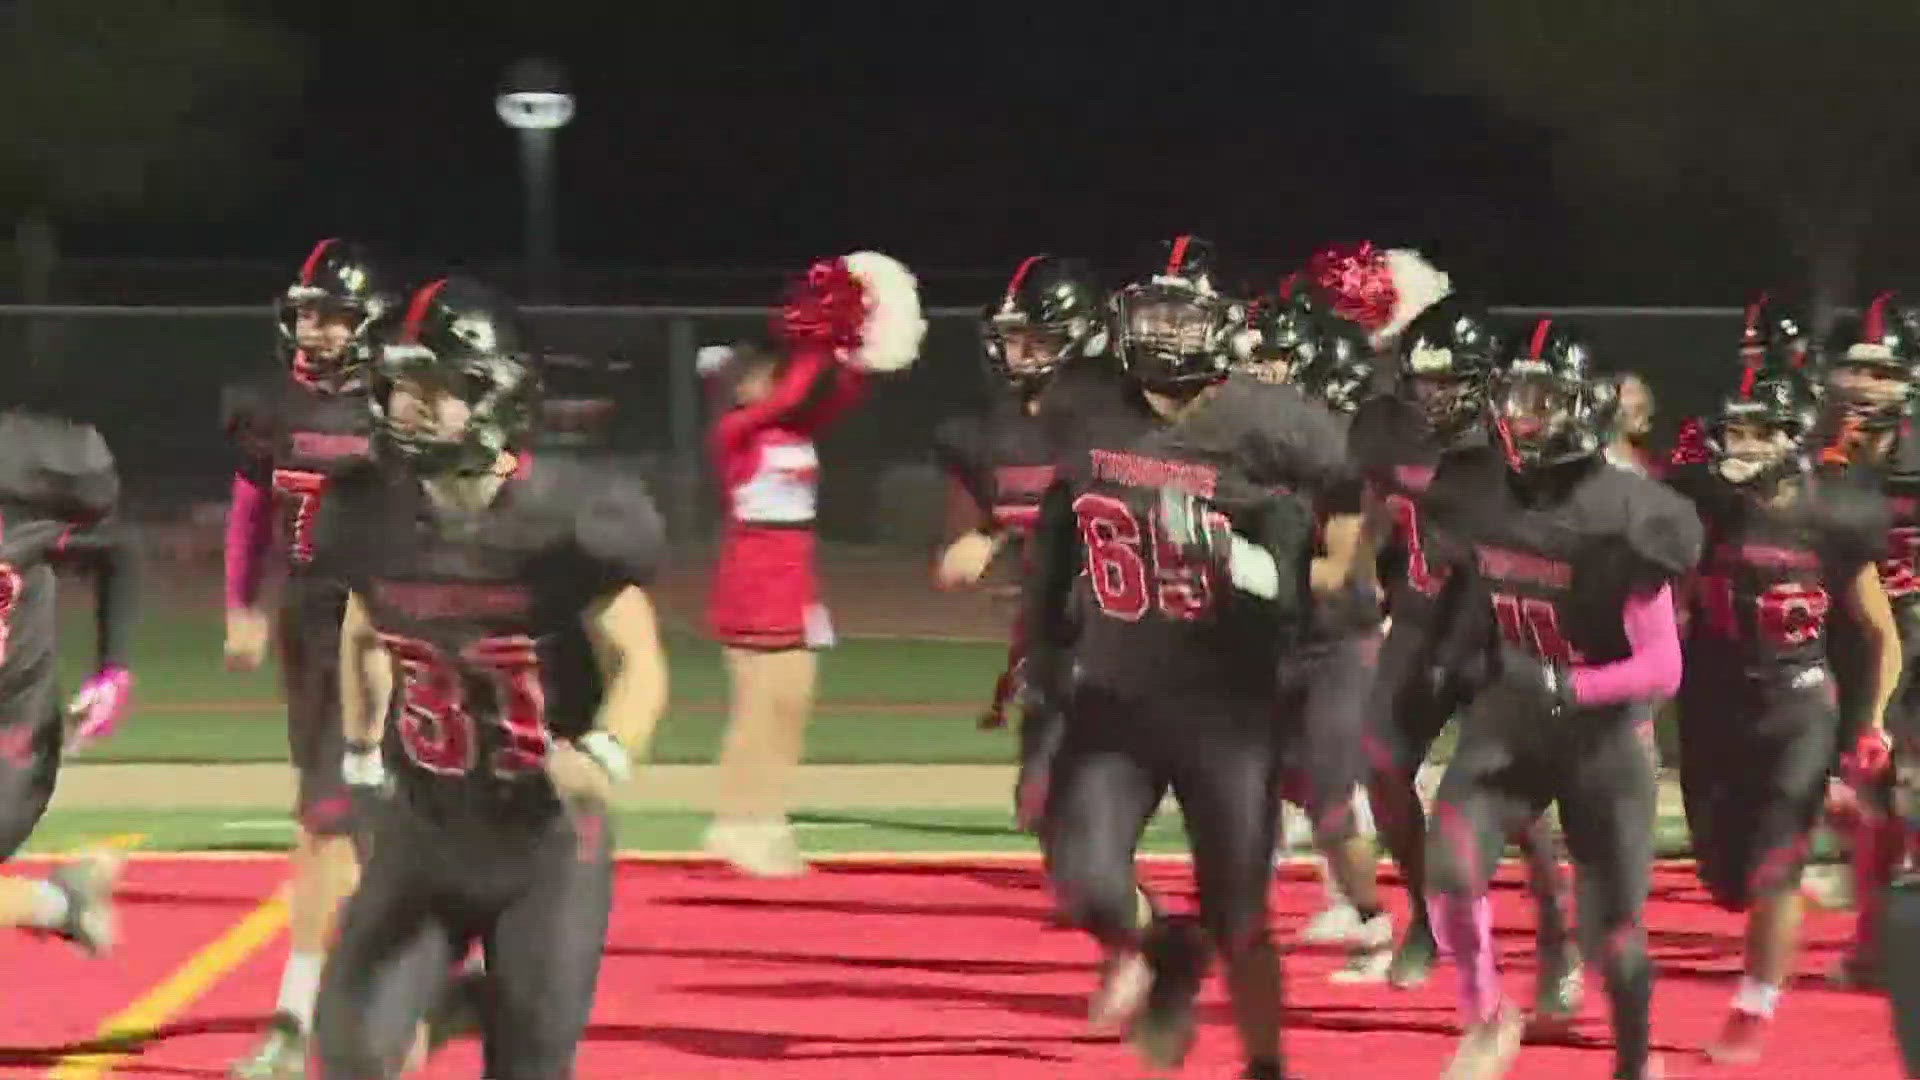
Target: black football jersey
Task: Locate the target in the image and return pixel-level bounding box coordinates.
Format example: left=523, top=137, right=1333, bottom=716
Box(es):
left=1854, top=434, right=1920, bottom=615
left=0, top=413, right=123, bottom=720
left=932, top=396, right=1056, bottom=535
left=1349, top=393, right=1468, bottom=631
left=223, top=371, right=376, bottom=571
left=313, top=454, right=665, bottom=816
left=1425, top=448, right=1702, bottom=669
left=1669, top=464, right=1885, bottom=670
left=1164, top=377, right=1366, bottom=640
left=1042, top=381, right=1307, bottom=699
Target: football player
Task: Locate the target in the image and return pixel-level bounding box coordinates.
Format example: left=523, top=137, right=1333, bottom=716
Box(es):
left=1812, top=293, right=1920, bottom=990
left=1025, top=236, right=1328, bottom=1079
left=0, top=410, right=135, bottom=957
left=1671, top=363, right=1897, bottom=1063
left=1417, top=321, right=1700, bottom=1080
left=1239, top=276, right=1318, bottom=387
left=309, top=276, right=668, bottom=1079
left=224, top=239, right=397, bottom=1078
left=1256, top=303, right=1399, bottom=979
left=1353, top=299, right=1578, bottom=1006
left=933, top=254, right=1107, bottom=750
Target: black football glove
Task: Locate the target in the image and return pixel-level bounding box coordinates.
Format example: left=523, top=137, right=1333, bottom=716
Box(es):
left=1158, top=486, right=1233, bottom=565
left=1496, top=644, right=1576, bottom=718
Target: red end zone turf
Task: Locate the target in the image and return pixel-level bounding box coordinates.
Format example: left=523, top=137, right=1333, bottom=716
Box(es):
left=0, top=856, right=1904, bottom=1078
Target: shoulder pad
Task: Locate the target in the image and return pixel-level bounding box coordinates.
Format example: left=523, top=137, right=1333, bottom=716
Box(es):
left=1616, top=471, right=1704, bottom=579
left=0, top=411, right=118, bottom=518
left=573, top=461, right=667, bottom=587
left=1810, top=475, right=1892, bottom=568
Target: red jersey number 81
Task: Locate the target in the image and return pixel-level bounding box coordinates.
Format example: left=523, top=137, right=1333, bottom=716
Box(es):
left=379, top=633, right=550, bottom=777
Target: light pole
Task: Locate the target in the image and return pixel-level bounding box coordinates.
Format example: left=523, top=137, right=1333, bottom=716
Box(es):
left=495, top=58, right=574, bottom=296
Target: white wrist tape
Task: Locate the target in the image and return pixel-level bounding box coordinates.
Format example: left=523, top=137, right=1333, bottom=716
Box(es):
left=1227, top=534, right=1280, bottom=599
left=575, top=730, right=633, bottom=784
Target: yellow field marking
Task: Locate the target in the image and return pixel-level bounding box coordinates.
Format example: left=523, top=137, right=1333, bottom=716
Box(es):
left=47, top=888, right=290, bottom=1080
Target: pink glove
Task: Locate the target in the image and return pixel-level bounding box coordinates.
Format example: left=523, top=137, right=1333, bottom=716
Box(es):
left=67, top=667, right=132, bottom=748
left=1846, top=728, right=1894, bottom=784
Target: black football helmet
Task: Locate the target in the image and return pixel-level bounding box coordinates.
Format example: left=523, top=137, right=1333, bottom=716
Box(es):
left=370, top=276, right=541, bottom=476
left=276, top=238, right=398, bottom=393
left=1706, top=371, right=1814, bottom=489
left=1290, top=317, right=1374, bottom=414
left=1489, top=319, right=1617, bottom=469
left=1111, top=234, right=1252, bottom=393
left=980, top=255, right=1107, bottom=392
left=1396, top=297, right=1498, bottom=442
left=1739, top=293, right=1810, bottom=372
left=1240, top=275, right=1315, bottom=384
left=1825, top=291, right=1920, bottom=429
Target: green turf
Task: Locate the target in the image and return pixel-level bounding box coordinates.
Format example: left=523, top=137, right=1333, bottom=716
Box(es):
left=61, top=600, right=1018, bottom=765
left=22, top=804, right=1718, bottom=859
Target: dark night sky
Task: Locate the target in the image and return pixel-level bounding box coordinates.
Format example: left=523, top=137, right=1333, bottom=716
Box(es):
left=59, top=1, right=1746, bottom=302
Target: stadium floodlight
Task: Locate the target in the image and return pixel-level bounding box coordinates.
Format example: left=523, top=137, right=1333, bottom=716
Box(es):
left=497, top=59, right=571, bottom=294
left=495, top=57, right=575, bottom=130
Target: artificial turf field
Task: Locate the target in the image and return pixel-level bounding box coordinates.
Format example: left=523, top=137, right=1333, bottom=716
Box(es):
left=10, top=580, right=1907, bottom=1078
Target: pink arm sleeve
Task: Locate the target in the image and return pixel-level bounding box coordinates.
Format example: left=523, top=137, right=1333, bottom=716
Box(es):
left=224, top=473, right=274, bottom=610
left=1569, top=583, right=1682, bottom=706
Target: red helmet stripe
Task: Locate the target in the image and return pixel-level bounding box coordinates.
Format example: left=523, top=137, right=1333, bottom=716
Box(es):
left=298, top=238, right=338, bottom=286
left=1738, top=364, right=1758, bottom=398
left=1865, top=290, right=1894, bottom=343
left=399, top=278, right=448, bottom=344
left=1165, top=234, right=1192, bottom=277
left=1004, top=254, right=1046, bottom=304
left=1527, top=318, right=1553, bottom=361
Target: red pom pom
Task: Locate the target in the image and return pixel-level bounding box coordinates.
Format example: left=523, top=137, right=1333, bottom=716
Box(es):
left=1669, top=417, right=1709, bottom=466
left=1306, top=241, right=1396, bottom=332
left=779, top=258, right=869, bottom=353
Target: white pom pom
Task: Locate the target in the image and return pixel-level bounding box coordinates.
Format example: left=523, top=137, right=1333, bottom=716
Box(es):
left=695, top=345, right=735, bottom=377
left=841, top=251, right=926, bottom=373
left=1374, top=249, right=1453, bottom=346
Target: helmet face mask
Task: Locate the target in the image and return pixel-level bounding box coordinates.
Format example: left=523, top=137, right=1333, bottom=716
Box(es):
left=1712, top=418, right=1796, bottom=485
left=370, top=278, right=539, bottom=477
left=1826, top=360, right=1911, bottom=426
left=1397, top=299, right=1497, bottom=442
left=1493, top=372, right=1585, bottom=466
left=1407, top=370, right=1481, bottom=440
left=1113, top=282, right=1242, bottom=393
left=980, top=255, right=1106, bottom=392
left=277, top=240, right=394, bottom=392
left=983, top=316, right=1077, bottom=385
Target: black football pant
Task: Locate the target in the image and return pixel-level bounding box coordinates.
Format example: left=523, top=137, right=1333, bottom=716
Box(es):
left=0, top=695, right=61, bottom=862
left=1044, top=684, right=1283, bottom=956
left=1427, top=685, right=1659, bottom=1077
left=279, top=575, right=351, bottom=837
left=1359, top=616, right=1549, bottom=936
left=314, top=797, right=614, bottom=1080
left=1276, top=635, right=1374, bottom=842
left=1678, top=658, right=1838, bottom=909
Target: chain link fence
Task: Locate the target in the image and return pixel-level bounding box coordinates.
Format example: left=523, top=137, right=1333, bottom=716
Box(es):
left=0, top=304, right=1752, bottom=557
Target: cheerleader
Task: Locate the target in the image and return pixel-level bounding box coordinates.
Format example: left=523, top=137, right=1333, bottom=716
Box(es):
left=701, top=253, right=925, bottom=876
